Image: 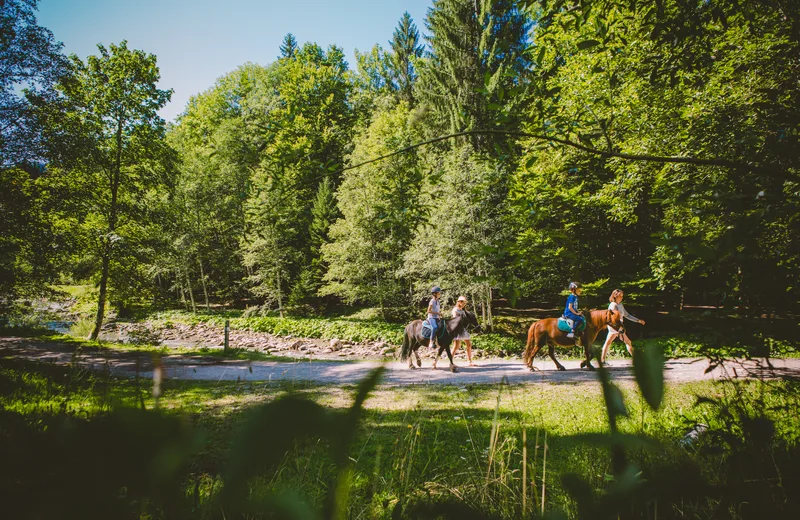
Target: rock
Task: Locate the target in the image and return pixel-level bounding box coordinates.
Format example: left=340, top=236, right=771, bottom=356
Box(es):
left=298, top=345, right=308, bottom=351
left=374, top=341, right=388, bottom=351
left=329, top=338, right=343, bottom=351
left=290, top=340, right=304, bottom=350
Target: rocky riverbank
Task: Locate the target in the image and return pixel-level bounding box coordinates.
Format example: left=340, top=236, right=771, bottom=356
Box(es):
left=102, top=321, right=484, bottom=361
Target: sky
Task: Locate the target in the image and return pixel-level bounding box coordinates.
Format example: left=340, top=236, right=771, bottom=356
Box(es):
left=37, top=0, right=434, bottom=122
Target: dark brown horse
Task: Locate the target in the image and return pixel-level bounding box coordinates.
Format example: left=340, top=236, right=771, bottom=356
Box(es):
left=522, top=309, right=623, bottom=372
left=401, top=310, right=478, bottom=372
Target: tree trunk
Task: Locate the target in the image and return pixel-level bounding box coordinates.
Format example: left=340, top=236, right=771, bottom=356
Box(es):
left=277, top=270, right=284, bottom=318
left=199, top=257, right=210, bottom=311
left=89, top=252, right=110, bottom=340
left=485, top=284, right=493, bottom=331
left=90, top=116, right=123, bottom=341
left=185, top=265, right=196, bottom=313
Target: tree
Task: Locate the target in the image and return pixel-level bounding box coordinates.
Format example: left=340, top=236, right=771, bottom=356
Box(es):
left=243, top=43, right=354, bottom=308
left=513, top=0, right=800, bottom=309
left=279, top=33, right=298, bottom=59
left=388, top=12, right=424, bottom=104
left=166, top=63, right=272, bottom=305
left=418, top=0, right=530, bottom=153
left=401, top=146, right=511, bottom=328
left=289, top=176, right=337, bottom=308
left=0, top=0, right=67, bottom=167
left=322, top=100, right=425, bottom=311
left=38, top=41, right=172, bottom=338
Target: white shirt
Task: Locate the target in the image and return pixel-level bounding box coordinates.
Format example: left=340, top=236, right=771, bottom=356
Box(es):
left=608, top=301, right=642, bottom=324
left=427, top=298, right=441, bottom=320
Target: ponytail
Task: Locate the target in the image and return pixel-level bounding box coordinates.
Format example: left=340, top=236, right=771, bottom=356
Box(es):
left=609, top=289, right=622, bottom=303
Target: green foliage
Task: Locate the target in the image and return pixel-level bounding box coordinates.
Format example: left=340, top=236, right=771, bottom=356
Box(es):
left=401, top=147, right=511, bottom=328
left=322, top=99, right=424, bottom=308
left=418, top=0, right=531, bottom=153
left=3, top=356, right=800, bottom=519
left=242, top=43, right=354, bottom=309
left=0, top=0, right=67, bottom=166
left=513, top=0, right=800, bottom=306
left=388, top=11, right=424, bottom=104
left=222, top=316, right=404, bottom=345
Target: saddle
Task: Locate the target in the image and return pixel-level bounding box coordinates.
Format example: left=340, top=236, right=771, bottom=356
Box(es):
left=557, top=316, right=586, bottom=333
left=421, top=319, right=446, bottom=340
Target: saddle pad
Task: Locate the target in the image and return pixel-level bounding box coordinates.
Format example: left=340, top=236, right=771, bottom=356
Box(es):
left=421, top=322, right=433, bottom=339
left=557, top=317, right=586, bottom=333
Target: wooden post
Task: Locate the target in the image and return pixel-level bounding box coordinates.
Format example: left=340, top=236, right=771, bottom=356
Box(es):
left=224, top=319, right=229, bottom=353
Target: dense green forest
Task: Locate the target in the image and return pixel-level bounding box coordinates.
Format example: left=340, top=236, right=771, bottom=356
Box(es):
left=2, top=0, right=799, bottom=339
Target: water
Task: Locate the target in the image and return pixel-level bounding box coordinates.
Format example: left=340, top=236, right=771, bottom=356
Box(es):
left=44, top=321, right=75, bottom=334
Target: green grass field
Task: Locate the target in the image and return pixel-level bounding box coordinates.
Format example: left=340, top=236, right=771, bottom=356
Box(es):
left=1, top=352, right=798, bottom=519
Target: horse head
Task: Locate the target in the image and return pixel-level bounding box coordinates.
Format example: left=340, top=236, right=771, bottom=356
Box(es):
left=464, top=309, right=481, bottom=332
left=605, top=309, right=624, bottom=334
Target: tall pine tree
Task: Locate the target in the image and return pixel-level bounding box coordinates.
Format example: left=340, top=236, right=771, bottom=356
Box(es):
left=418, top=0, right=530, bottom=153
left=279, top=33, right=298, bottom=59
left=389, top=12, right=424, bottom=105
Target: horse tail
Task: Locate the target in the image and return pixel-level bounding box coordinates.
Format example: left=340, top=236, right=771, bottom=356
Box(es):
left=523, top=322, right=538, bottom=365
left=400, top=326, right=411, bottom=361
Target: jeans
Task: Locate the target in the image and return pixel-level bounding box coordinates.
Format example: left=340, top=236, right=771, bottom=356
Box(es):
left=428, top=317, right=438, bottom=338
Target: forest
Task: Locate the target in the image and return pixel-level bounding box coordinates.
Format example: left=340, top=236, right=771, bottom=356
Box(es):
left=2, top=0, right=798, bottom=340
left=3, top=2, right=800, bottom=519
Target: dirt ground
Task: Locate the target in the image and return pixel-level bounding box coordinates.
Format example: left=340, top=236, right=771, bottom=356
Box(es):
left=2, top=336, right=798, bottom=386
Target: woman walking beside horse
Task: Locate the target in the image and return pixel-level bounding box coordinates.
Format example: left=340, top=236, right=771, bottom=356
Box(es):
left=599, top=289, right=646, bottom=365
left=451, top=296, right=475, bottom=366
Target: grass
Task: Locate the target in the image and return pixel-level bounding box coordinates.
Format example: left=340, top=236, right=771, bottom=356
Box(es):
left=1, top=350, right=799, bottom=519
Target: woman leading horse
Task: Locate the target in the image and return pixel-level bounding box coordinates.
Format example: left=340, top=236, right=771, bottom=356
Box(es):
left=523, top=309, right=623, bottom=371
left=401, top=309, right=478, bottom=372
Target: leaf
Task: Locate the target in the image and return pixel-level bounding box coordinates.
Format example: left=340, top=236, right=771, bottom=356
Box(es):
left=633, top=345, right=665, bottom=410
left=536, top=46, right=546, bottom=67
left=577, top=39, right=601, bottom=50
left=561, top=473, right=594, bottom=515
left=604, top=381, right=628, bottom=419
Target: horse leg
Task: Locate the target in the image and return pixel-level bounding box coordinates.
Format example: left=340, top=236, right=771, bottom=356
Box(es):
left=580, top=331, right=595, bottom=371
left=527, top=339, right=544, bottom=372
left=548, top=345, right=566, bottom=371
left=408, top=345, right=416, bottom=369
left=438, top=342, right=458, bottom=373
left=414, top=347, right=422, bottom=367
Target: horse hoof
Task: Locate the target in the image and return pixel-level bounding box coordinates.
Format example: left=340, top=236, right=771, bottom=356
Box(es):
left=583, top=364, right=595, bottom=371
left=579, top=360, right=587, bottom=368
left=416, top=360, right=422, bottom=368
left=528, top=366, right=539, bottom=372
left=450, top=365, right=458, bottom=373
left=557, top=365, right=566, bottom=372
left=408, top=364, right=416, bottom=370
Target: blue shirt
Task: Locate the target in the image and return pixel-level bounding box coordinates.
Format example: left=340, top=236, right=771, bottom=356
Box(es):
left=565, top=294, right=579, bottom=316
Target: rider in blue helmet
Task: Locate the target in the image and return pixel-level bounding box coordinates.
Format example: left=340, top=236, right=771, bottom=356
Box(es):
left=564, top=282, right=584, bottom=338
left=427, top=286, right=442, bottom=348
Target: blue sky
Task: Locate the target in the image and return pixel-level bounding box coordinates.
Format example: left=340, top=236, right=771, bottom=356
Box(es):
left=37, top=0, right=433, bottom=122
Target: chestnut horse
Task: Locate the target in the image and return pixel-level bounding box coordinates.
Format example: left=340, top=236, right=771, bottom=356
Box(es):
left=401, top=310, right=478, bottom=372
left=522, top=309, right=623, bottom=372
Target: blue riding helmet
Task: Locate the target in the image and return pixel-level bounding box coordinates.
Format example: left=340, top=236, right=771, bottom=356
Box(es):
left=431, top=286, right=442, bottom=294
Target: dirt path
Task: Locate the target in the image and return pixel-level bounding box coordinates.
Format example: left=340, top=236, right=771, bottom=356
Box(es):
left=2, top=336, right=798, bottom=385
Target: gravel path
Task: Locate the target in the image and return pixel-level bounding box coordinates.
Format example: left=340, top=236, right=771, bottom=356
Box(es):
left=2, top=336, right=798, bottom=385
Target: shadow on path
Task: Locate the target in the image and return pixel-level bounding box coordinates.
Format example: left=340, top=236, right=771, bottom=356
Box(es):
left=2, top=336, right=798, bottom=386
